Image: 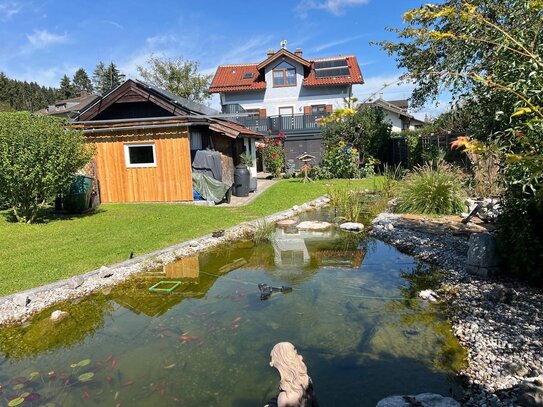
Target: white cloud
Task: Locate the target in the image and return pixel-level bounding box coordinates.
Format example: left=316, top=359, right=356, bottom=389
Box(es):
left=100, top=20, right=123, bottom=30
left=25, top=29, right=68, bottom=50
left=297, top=0, right=369, bottom=17
left=0, top=1, right=21, bottom=20
left=311, top=34, right=367, bottom=53
left=353, top=74, right=414, bottom=103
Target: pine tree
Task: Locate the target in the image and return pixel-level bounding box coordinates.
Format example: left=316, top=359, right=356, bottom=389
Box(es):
left=59, top=74, right=75, bottom=100
left=92, top=61, right=125, bottom=94
left=72, top=68, right=93, bottom=94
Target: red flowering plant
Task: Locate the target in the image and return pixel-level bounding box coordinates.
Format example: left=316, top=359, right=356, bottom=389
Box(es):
left=258, top=132, right=285, bottom=177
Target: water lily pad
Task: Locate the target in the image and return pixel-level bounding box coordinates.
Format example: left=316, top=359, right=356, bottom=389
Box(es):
left=77, top=359, right=91, bottom=367
left=29, top=371, right=39, bottom=379
left=78, top=372, right=94, bottom=382
left=20, top=392, right=30, bottom=398
left=13, top=384, right=24, bottom=391
left=8, top=397, right=25, bottom=406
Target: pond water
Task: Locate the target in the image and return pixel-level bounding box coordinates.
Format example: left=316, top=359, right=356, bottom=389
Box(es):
left=0, top=210, right=466, bottom=406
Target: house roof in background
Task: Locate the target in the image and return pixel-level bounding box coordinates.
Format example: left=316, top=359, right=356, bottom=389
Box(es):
left=37, top=93, right=100, bottom=117
left=209, top=51, right=363, bottom=93
left=365, top=98, right=413, bottom=119
left=256, top=48, right=312, bottom=71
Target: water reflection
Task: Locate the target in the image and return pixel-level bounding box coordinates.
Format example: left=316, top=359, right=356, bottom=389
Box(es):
left=0, top=215, right=466, bottom=406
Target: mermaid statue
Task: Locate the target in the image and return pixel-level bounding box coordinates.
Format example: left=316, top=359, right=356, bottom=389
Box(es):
left=264, top=342, right=319, bottom=407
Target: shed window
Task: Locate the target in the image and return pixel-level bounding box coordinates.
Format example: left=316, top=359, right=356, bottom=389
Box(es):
left=124, top=143, right=157, bottom=168
left=273, top=61, right=296, bottom=87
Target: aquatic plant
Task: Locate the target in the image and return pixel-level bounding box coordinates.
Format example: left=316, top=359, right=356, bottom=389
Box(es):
left=252, top=219, right=275, bottom=243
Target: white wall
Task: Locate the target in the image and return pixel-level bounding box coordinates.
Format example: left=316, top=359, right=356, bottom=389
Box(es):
left=221, top=56, right=351, bottom=115
left=382, top=111, right=404, bottom=133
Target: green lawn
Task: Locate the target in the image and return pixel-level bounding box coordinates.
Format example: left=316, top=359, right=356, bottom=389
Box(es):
left=0, top=178, right=380, bottom=295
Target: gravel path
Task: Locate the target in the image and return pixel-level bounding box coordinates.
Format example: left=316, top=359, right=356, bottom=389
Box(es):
left=371, top=212, right=543, bottom=406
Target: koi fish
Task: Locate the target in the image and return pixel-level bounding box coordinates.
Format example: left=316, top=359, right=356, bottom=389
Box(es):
left=180, top=335, right=198, bottom=341
left=122, top=380, right=134, bottom=387
left=231, top=316, right=242, bottom=324
left=111, top=359, right=117, bottom=368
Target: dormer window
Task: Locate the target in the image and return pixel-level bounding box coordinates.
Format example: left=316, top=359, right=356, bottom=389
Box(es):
left=272, top=61, right=296, bottom=87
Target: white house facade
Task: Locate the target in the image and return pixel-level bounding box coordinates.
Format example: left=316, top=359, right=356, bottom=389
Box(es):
left=210, top=44, right=364, bottom=168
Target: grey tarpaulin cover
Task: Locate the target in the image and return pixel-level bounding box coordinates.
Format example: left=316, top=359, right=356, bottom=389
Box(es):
left=192, top=172, right=230, bottom=204
left=192, top=150, right=222, bottom=181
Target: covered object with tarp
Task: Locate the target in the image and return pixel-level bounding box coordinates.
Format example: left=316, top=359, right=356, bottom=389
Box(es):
left=192, top=173, right=230, bottom=204
left=192, top=150, right=223, bottom=181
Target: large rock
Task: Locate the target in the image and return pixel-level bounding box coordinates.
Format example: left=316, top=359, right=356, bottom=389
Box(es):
left=518, top=376, right=543, bottom=407
left=377, top=393, right=460, bottom=407
left=12, top=294, right=30, bottom=308
left=50, top=310, right=69, bottom=322
left=339, top=222, right=364, bottom=232
left=296, top=221, right=332, bottom=231
left=67, top=275, right=84, bottom=289
left=466, top=232, right=501, bottom=277
left=277, top=219, right=298, bottom=227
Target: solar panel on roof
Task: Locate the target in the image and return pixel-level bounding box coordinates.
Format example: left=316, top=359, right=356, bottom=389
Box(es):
left=243, top=72, right=254, bottom=79
left=314, top=59, right=348, bottom=69
left=315, top=67, right=350, bottom=78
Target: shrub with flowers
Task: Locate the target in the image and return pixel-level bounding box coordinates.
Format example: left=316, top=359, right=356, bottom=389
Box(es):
left=319, top=141, right=359, bottom=179
left=258, top=133, right=285, bottom=177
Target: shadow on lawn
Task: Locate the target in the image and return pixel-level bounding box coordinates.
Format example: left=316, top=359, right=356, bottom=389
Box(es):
left=2, top=206, right=106, bottom=224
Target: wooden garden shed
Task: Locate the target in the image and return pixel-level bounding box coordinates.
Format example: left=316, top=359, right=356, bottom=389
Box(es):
left=73, top=80, right=260, bottom=203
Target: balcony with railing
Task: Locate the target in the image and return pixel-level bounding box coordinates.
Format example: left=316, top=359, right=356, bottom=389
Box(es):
left=222, top=104, right=329, bottom=134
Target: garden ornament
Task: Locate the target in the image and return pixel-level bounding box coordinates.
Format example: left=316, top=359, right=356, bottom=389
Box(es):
left=264, top=342, right=319, bottom=407
left=258, top=283, right=292, bottom=301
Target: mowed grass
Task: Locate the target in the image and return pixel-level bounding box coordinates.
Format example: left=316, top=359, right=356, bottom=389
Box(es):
left=0, top=178, right=380, bottom=295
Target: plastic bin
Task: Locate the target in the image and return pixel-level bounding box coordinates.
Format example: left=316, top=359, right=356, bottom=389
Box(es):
left=64, top=175, right=93, bottom=213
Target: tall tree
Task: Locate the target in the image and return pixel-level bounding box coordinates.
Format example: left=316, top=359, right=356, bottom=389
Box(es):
left=137, top=55, right=212, bottom=103
left=92, top=61, right=106, bottom=94
left=72, top=68, right=93, bottom=94
left=378, top=0, right=543, bottom=282
left=92, top=62, right=125, bottom=94
left=58, top=74, right=76, bottom=100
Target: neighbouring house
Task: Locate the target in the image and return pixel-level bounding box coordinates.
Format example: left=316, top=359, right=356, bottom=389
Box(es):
left=365, top=97, right=427, bottom=132
left=37, top=91, right=100, bottom=118
left=72, top=79, right=261, bottom=204
left=209, top=41, right=364, bottom=168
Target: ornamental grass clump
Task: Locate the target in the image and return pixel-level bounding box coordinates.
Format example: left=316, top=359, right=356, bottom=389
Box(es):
left=396, top=160, right=466, bottom=215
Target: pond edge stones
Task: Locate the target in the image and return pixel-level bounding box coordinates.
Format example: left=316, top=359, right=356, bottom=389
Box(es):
left=0, top=195, right=331, bottom=326
left=376, top=393, right=460, bottom=407
left=339, top=222, right=364, bottom=232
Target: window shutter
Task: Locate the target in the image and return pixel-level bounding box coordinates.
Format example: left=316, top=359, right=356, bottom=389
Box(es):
left=259, top=108, right=267, bottom=118
left=303, top=106, right=312, bottom=115
left=325, top=104, right=333, bottom=113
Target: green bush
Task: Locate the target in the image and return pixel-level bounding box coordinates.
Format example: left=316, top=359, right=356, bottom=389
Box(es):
left=497, top=189, right=543, bottom=285
left=0, top=112, right=94, bottom=223
left=396, top=160, right=466, bottom=215
left=319, top=141, right=359, bottom=179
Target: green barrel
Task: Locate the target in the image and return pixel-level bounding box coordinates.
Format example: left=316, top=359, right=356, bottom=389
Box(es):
left=63, top=175, right=93, bottom=213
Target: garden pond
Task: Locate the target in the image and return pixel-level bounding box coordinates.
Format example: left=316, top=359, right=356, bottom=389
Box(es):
left=0, top=209, right=466, bottom=406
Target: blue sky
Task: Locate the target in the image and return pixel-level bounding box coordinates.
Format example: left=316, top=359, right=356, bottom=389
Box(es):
left=0, top=0, right=448, bottom=117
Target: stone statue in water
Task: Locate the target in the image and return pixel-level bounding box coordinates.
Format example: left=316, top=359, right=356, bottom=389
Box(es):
left=264, top=342, right=319, bottom=407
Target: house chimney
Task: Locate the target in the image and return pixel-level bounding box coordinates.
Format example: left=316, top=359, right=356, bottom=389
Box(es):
left=295, top=48, right=303, bottom=57
left=267, top=48, right=275, bottom=57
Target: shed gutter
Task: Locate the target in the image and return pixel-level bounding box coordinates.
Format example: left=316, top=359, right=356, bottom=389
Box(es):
left=75, top=113, right=253, bottom=126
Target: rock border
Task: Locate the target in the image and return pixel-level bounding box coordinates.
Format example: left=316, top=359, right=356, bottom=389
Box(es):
left=0, top=196, right=330, bottom=326
left=371, top=212, right=543, bottom=407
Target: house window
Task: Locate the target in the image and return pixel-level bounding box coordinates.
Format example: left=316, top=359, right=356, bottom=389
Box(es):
left=273, top=61, right=296, bottom=87
left=311, top=105, right=326, bottom=115
left=124, top=143, right=157, bottom=168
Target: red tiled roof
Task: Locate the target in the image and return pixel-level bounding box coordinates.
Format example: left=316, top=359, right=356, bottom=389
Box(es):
left=209, top=64, right=265, bottom=93
left=209, top=54, right=363, bottom=93
left=303, top=56, right=364, bottom=87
